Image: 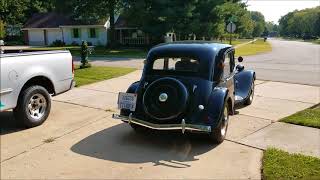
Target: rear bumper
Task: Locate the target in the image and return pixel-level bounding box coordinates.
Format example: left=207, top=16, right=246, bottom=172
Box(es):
left=112, top=113, right=211, bottom=134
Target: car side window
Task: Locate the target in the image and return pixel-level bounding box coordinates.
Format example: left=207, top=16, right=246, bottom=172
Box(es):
left=223, top=53, right=231, bottom=79
left=230, top=51, right=235, bottom=72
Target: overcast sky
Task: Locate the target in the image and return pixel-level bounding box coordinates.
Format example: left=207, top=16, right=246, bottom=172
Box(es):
left=245, top=0, right=320, bottom=23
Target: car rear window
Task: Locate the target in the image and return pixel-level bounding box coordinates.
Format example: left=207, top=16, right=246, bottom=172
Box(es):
left=153, top=57, right=200, bottom=72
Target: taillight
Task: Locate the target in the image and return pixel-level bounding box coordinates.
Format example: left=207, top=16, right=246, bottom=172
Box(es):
left=72, top=57, right=75, bottom=78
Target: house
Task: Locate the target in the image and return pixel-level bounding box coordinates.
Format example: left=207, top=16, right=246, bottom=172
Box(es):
left=22, top=12, right=152, bottom=46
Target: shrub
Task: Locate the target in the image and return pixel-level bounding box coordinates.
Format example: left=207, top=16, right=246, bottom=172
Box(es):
left=80, top=40, right=91, bottom=69
left=71, top=41, right=79, bottom=46
left=51, top=40, right=65, bottom=47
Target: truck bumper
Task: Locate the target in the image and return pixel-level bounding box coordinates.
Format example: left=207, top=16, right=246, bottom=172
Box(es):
left=112, top=113, right=212, bottom=134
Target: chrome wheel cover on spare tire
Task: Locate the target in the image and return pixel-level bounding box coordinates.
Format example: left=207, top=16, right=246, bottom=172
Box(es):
left=143, top=77, right=188, bottom=120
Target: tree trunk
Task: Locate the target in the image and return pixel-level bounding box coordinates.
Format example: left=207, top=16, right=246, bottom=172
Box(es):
left=108, top=0, right=115, bottom=48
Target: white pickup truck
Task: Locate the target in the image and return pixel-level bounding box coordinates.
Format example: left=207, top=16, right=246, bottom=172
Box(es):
left=0, top=46, right=75, bottom=127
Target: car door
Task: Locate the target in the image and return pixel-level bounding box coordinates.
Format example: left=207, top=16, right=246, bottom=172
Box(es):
left=223, top=50, right=235, bottom=104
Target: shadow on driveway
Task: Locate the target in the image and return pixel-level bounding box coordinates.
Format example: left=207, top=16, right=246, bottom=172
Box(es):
left=71, top=124, right=218, bottom=168
left=0, top=111, right=26, bottom=135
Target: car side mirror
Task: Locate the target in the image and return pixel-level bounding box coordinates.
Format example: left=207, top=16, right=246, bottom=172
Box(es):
left=238, top=56, right=243, bottom=62
left=236, top=64, right=244, bottom=72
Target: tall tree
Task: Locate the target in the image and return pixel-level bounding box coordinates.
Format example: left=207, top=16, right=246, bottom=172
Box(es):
left=217, top=1, right=254, bottom=38
left=250, top=11, right=265, bottom=37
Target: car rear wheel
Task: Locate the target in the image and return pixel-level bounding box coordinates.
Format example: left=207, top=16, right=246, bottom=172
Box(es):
left=209, top=104, right=229, bottom=144
left=13, top=86, right=51, bottom=128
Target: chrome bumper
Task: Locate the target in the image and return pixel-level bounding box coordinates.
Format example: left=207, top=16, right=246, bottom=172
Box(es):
left=112, top=113, right=211, bottom=134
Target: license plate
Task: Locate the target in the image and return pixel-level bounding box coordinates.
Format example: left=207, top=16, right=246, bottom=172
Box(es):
left=118, top=92, right=137, bottom=111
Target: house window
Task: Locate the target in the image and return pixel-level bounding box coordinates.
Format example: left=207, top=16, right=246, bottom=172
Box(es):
left=72, top=28, right=80, bottom=38
left=89, top=28, right=97, bottom=38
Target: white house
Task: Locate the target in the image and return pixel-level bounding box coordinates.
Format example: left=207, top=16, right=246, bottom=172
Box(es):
left=22, top=12, right=160, bottom=47
left=22, top=13, right=110, bottom=46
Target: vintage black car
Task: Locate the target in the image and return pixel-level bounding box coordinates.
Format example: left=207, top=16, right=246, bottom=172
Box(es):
left=113, top=42, right=255, bottom=143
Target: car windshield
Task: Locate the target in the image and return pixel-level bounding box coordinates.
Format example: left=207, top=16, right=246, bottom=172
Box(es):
left=152, top=57, right=200, bottom=72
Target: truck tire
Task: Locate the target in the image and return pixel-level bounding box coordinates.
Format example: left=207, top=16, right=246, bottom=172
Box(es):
left=13, top=86, right=51, bottom=128
left=209, top=104, right=229, bottom=144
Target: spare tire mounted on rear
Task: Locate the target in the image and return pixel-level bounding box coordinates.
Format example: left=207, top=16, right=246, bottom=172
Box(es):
left=143, top=77, right=188, bottom=120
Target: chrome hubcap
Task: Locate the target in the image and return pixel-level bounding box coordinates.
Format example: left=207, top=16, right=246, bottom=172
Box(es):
left=249, top=82, right=255, bottom=101
left=221, top=106, right=229, bottom=136
left=27, top=94, right=47, bottom=120
left=159, top=93, right=168, bottom=102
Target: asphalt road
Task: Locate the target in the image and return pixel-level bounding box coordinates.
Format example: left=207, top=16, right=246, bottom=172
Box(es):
left=242, top=39, right=320, bottom=86
left=76, top=39, right=319, bottom=86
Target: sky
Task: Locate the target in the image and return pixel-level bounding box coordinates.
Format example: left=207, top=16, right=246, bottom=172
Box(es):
left=245, top=0, right=320, bottom=23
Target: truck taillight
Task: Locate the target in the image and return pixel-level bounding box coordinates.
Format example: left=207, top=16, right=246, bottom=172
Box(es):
left=72, top=58, right=75, bottom=77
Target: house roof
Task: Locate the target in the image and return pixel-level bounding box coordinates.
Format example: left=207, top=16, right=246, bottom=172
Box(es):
left=23, top=12, right=107, bottom=29
left=114, top=15, right=129, bottom=29
left=23, top=12, right=75, bottom=29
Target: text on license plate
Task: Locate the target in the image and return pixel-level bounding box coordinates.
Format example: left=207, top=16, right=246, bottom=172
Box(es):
left=118, top=92, right=137, bottom=111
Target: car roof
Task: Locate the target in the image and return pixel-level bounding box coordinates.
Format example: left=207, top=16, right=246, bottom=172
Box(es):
left=145, top=41, right=233, bottom=79
left=148, top=41, right=232, bottom=61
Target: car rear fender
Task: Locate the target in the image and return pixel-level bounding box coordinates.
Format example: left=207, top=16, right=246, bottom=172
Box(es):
left=120, top=81, right=140, bottom=116
left=207, top=87, right=229, bottom=127
left=126, top=81, right=140, bottom=93
left=235, top=70, right=255, bottom=100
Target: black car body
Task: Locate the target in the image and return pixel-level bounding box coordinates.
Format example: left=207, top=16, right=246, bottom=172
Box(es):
left=113, top=42, right=255, bottom=143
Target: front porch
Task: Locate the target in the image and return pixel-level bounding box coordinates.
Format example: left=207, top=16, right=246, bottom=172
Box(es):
left=115, top=28, right=150, bottom=46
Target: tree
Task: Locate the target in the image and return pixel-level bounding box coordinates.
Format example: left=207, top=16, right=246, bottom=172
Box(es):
left=250, top=11, right=265, bottom=37
left=217, top=1, right=254, bottom=38
left=0, top=19, right=5, bottom=39
left=279, top=6, right=320, bottom=38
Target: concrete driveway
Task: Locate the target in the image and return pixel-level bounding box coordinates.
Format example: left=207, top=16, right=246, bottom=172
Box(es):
left=1, top=70, right=319, bottom=179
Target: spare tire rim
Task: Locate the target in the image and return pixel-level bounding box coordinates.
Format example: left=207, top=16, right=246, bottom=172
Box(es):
left=27, top=93, right=47, bottom=120
left=143, top=78, right=188, bottom=120
left=221, top=106, right=229, bottom=137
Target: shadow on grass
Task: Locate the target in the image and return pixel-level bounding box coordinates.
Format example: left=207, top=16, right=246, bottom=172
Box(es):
left=71, top=123, right=218, bottom=168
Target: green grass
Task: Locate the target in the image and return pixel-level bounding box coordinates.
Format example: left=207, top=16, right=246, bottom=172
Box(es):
left=71, top=48, right=147, bottom=58
left=28, top=46, right=147, bottom=58
left=235, top=39, right=272, bottom=56
left=221, top=39, right=252, bottom=46
left=27, top=46, right=80, bottom=51
left=74, top=66, right=136, bottom=87
left=280, top=106, right=320, bottom=129
left=263, top=148, right=320, bottom=180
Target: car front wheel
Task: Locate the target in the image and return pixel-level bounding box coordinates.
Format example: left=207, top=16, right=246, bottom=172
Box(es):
left=244, top=81, right=255, bottom=105
left=209, top=104, right=229, bottom=144
left=13, top=85, right=51, bottom=128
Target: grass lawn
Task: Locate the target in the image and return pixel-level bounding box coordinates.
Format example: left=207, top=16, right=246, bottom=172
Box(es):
left=70, top=48, right=147, bottom=58
left=235, top=39, right=272, bottom=56
left=74, top=66, right=136, bottom=87
left=27, top=46, right=147, bottom=58
left=263, top=148, right=320, bottom=179
left=280, top=105, right=320, bottom=129
left=221, top=38, right=252, bottom=46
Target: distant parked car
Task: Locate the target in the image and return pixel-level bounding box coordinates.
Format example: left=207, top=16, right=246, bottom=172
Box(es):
left=0, top=50, right=75, bottom=127
left=113, top=42, right=255, bottom=143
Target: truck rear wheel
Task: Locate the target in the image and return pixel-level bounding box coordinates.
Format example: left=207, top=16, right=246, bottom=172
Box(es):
left=13, top=86, right=51, bottom=128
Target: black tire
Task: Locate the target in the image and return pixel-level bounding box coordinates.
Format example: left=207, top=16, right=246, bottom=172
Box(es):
left=209, top=104, right=229, bottom=144
left=244, top=81, right=255, bottom=105
left=13, top=86, right=51, bottom=128
left=143, top=77, right=188, bottom=121
left=130, top=124, right=149, bottom=133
